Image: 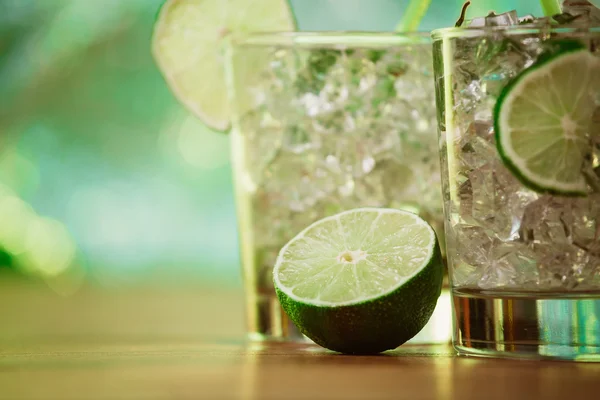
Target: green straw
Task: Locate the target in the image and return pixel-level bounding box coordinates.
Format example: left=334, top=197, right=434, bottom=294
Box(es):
left=540, top=0, right=562, bottom=16
left=395, top=0, right=433, bottom=32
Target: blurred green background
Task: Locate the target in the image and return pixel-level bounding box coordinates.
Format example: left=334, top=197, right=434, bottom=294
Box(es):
left=0, top=0, right=558, bottom=293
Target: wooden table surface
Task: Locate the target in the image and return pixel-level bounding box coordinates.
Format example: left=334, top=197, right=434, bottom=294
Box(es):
left=1, top=273, right=600, bottom=399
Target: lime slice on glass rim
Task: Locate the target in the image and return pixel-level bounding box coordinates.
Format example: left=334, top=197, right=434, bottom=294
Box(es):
left=273, top=208, right=444, bottom=355
left=494, top=41, right=600, bottom=196
left=152, top=0, right=296, bottom=132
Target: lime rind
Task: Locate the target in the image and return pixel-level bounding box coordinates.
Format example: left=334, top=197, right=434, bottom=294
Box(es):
left=273, top=207, right=443, bottom=354
left=273, top=208, right=438, bottom=308
left=494, top=42, right=600, bottom=196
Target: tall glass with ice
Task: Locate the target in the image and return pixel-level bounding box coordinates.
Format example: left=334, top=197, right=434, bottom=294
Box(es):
left=227, top=33, right=448, bottom=341
left=433, top=12, right=600, bottom=359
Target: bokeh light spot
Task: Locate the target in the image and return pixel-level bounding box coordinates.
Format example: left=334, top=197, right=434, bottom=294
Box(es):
left=0, top=192, right=36, bottom=255
left=22, top=217, right=76, bottom=277
left=175, top=116, right=230, bottom=170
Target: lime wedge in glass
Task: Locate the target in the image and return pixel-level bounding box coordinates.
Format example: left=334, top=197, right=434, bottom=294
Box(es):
left=152, top=0, right=296, bottom=132
left=494, top=41, right=600, bottom=195
left=273, top=208, right=443, bottom=354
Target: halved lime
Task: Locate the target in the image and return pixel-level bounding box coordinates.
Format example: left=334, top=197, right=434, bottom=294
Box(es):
left=273, top=208, right=443, bottom=354
left=494, top=41, right=600, bottom=195
left=152, top=0, right=296, bottom=132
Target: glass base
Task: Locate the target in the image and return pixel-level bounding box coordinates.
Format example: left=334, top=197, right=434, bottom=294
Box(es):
left=245, top=291, right=306, bottom=341
left=246, top=288, right=453, bottom=345
left=452, top=289, right=600, bottom=361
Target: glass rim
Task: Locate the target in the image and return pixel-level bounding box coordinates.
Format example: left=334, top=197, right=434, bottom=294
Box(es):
left=232, top=31, right=431, bottom=47
left=432, top=25, right=600, bottom=40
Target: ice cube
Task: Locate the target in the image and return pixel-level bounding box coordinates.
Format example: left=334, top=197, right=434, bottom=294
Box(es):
left=454, top=224, right=493, bottom=267
left=294, top=49, right=339, bottom=95
left=469, top=164, right=513, bottom=239
left=536, top=244, right=591, bottom=289
left=478, top=242, right=539, bottom=289
left=468, top=10, right=519, bottom=27
left=452, top=261, right=484, bottom=287
left=571, top=194, right=600, bottom=250
left=561, top=0, right=600, bottom=26
left=458, top=120, right=496, bottom=170
left=253, top=193, right=324, bottom=249
left=521, top=196, right=573, bottom=246
left=261, top=152, right=342, bottom=212
left=517, top=194, right=600, bottom=289
left=282, top=124, right=321, bottom=154
left=310, top=109, right=343, bottom=134
left=476, top=35, right=539, bottom=97
left=456, top=177, right=474, bottom=225
left=466, top=158, right=533, bottom=241
left=477, top=260, right=517, bottom=289
left=238, top=110, right=283, bottom=188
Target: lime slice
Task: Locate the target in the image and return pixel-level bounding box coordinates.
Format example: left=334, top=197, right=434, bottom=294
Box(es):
left=273, top=208, right=443, bottom=354
left=152, top=0, right=296, bottom=132
left=494, top=42, right=600, bottom=195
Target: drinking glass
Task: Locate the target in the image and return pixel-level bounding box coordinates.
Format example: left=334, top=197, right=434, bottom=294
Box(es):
left=433, top=26, right=600, bottom=360
left=227, top=32, right=450, bottom=342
